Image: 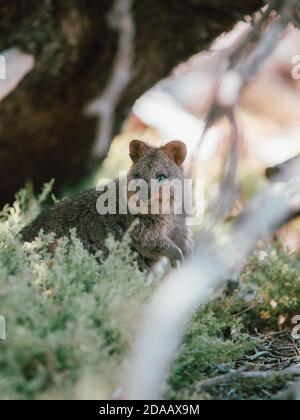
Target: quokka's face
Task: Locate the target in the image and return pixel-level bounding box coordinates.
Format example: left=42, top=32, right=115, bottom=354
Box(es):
left=126, top=140, right=187, bottom=215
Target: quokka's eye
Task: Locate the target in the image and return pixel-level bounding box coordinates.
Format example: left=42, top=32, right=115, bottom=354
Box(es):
left=156, top=174, right=167, bottom=183
left=133, top=173, right=141, bottom=179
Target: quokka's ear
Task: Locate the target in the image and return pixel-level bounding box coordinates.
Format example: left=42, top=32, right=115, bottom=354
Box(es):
left=163, top=141, right=187, bottom=165
left=129, top=140, right=150, bottom=162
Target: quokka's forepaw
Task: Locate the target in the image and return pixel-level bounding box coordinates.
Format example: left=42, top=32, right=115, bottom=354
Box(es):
left=170, top=246, right=184, bottom=268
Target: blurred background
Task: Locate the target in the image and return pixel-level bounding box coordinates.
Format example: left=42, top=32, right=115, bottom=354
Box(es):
left=0, top=1, right=299, bottom=250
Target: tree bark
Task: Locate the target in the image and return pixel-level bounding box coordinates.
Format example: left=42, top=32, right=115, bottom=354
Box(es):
left=0, top=0, right=274, bottom=206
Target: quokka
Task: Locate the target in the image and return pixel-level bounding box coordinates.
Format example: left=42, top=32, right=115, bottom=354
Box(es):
left=22, top=140, right=192, bottom=278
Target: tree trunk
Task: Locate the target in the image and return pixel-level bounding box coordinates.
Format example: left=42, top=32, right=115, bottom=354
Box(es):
left=0, top=0, right=277, bottom=206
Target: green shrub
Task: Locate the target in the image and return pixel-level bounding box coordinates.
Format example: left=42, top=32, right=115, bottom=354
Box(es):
left=239, top=246, right=300, bottom=330
left=0, top=184, right=299, bottom=400
left=0, top=185, right=150, bottom=399
left=166, top=296, right=256, bottom=400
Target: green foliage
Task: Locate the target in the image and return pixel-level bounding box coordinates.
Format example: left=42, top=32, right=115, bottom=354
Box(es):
left=167, top=245, right=300, bottom=400
left=0, top=185, right=150, bottom=399
left=240, top=246, right=300, bottom=329
left=0, top=184, right=299, bottom=400
left=166, top=297, right=256, bottom=400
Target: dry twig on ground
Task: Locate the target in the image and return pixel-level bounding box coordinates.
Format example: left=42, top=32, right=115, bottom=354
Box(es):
left=197, top=366, right=300, bottom=390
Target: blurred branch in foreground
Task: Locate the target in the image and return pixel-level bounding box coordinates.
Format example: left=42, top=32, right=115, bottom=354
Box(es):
left=122, top=164, right=300, bottom=400
left=275, top=379, right=300, bottom=400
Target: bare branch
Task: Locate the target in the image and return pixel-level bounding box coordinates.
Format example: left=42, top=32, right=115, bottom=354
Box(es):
left=189, top=2, right=293, bottom=235
left=85, top=0, right=135, bottom=158
left=208, top=110, right=240, bottom=226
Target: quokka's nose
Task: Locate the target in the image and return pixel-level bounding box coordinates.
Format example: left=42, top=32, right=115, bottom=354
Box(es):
left=139, top=187, right=149, bottom=202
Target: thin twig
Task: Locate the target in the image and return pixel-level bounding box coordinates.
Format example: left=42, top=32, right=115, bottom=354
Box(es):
left=190, top=2, right=277, bottom=160
left=208, top=110, right=240, bottom=226
left=189, top=1, right=291, bottom=232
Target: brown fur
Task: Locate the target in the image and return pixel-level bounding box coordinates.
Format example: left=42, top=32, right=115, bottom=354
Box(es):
left=21, top=140, right=192, bottom=275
